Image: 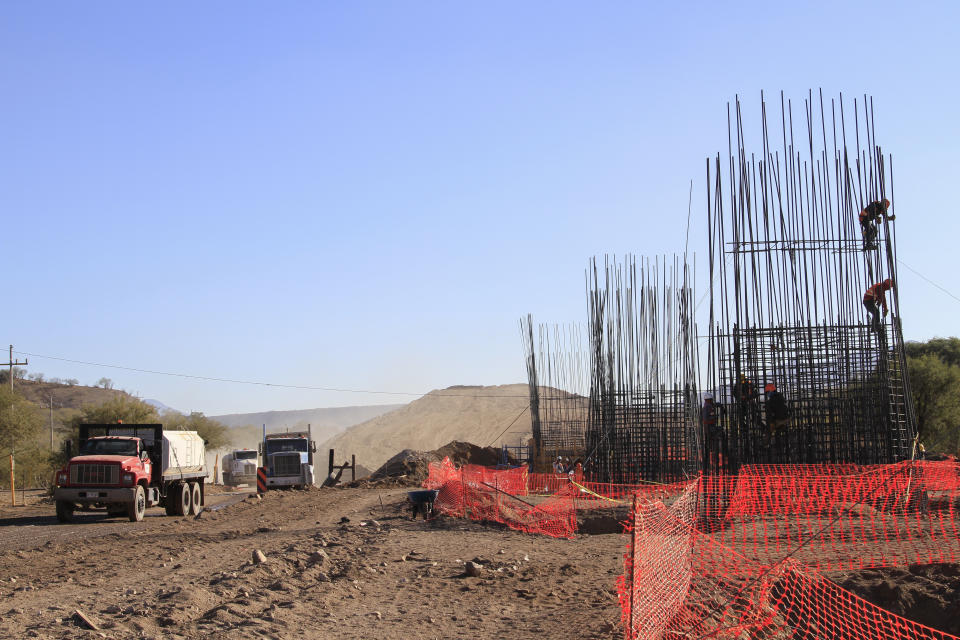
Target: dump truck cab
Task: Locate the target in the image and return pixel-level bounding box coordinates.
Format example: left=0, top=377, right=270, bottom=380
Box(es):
left=221, top=448, right=259, bottom=486
left=260, top=426, right=316, bottom=488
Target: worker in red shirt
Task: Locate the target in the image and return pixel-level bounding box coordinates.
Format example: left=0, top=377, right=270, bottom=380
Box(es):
left=859, top=199, right=893, bottom=250
left=863, top=278, right=894, bottom=332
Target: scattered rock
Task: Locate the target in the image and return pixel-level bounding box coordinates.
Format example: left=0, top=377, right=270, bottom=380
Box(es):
left=252, top=550, right=268, bottom=564
left=339, top=517, right=350, bottom=524
left=309, top=550, right=329, bottom=565
left=465, top=562, right=483, bottom=577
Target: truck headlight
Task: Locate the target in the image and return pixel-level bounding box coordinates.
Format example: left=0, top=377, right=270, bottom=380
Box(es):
left=121, top=472, right=135, bottom=486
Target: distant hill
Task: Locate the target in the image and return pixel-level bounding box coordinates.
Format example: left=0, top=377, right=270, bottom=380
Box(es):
left=144, top=398, right=179, bottom=414
left=13, top=379, right=132, bottom=411
left=318, top=384, right=533, bottom=471
left=210, top=404, right=404, bottom=450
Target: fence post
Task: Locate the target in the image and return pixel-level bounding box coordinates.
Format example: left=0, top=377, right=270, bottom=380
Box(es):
left=9, top=453, right=15, bottom=507
left=627, top=493, right=639, bottom=639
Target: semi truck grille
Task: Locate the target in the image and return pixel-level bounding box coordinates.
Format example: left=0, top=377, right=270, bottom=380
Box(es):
left=70, top=463, right=120, bottom=485
left=272, top=453, right=301, bottom=477
left=242, top=462, right=257, bottom=475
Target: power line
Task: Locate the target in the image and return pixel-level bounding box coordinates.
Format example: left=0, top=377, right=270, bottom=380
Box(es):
left=12, top=350, right=533, bottom=399
left=897, top=258, right=960, bottom=305
left=486, top=405, right=530, bottom=447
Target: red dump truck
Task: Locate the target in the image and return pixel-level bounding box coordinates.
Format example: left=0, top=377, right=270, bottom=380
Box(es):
left=53, top=423, right=207, bottom=523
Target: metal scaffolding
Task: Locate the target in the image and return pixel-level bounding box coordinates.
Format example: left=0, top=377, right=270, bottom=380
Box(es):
left=704, top=91, right=916, bottom=472
left=521, top=318, right=591, bottom=468
left=523, top=255, right=700, bottom=483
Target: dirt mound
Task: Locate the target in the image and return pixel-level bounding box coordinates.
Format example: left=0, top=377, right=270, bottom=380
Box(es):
left=369, top=441, right=511, bottom=481
left=317, top=384, right=533, bottom=471
left=835, top=563, right=960, bottom=635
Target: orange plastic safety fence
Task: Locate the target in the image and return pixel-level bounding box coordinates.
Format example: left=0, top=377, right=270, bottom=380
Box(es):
left=429, top=464, right=576, bottom=539
left=710, top=461, right=960, bottom=571
left=425, top=458, right=528, bottom=495
left=526, top=472, right=572, bottom=495
left=619, top=463, right=960, bottom=640
left=423, top=457, right=458, bottom=489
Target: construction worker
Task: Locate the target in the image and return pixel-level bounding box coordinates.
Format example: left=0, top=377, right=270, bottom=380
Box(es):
left=764, top=383, right=791, bottom=436
left=552, top=456, right=564, bottom=474
left=702, top=395, right=727, bottom=470
left=859, top=198, right=894, bottom=250
left=733, top=373, right=761, bottom=428
left=863, top=278, right=894, bottom=332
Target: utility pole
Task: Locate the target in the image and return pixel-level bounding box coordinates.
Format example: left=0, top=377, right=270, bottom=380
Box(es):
left=49, top=393, right=55, bottom=450
left=5, top=345, right=28, bottom=391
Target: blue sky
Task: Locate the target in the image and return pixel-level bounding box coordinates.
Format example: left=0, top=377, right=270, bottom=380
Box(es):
left=3, top=2, right=958, bottom=415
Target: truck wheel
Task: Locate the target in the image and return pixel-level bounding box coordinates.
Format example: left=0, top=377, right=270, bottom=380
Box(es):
left=163, top=493, right=177, bottom=516
left=176, top=482, right=192, bottom=516
left=128, top=485, right=146, bottom=522
left=55, top=500, right=75, bottom=523
left=222, top=472, right=232, bottom=486
left=189, top=482, right=202, bottom=515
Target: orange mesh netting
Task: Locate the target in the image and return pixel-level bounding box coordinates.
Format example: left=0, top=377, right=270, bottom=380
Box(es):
left=425, top=458, right=528, bottom=495
left=427, top=461, right=574, bottom=538
left=711, top=461, right=960, bottom=571
left=619, top=462, right=960, bottom=639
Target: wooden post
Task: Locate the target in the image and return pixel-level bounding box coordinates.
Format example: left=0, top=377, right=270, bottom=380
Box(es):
left=9, top=453, right=15, bottom=507
left=351, top=454, right=356, bottom=482
left=213, top=454, right=219, bottom=485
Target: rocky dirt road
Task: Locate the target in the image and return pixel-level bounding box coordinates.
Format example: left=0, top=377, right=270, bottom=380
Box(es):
left=0, top=486, right=624, bottom=639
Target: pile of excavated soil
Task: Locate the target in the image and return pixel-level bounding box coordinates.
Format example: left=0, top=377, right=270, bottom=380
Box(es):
left=369, top=441, right=514, bottom=482
left=833, top=563, right=960, bottom=636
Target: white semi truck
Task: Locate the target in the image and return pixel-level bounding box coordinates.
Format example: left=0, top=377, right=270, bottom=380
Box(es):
left=54, top=424, right=207, bottom=522
left=220, top=449, right=258, bottom=486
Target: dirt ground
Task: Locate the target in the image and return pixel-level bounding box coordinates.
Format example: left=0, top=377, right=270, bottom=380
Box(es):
left=0, top=486, right=624, bottom=639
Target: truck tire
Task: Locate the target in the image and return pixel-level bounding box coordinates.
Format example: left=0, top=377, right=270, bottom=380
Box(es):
left=189, top=482, right=202, bottom=515
left=164, top=493, right=177, bottom=516
left=128, top=485, right=146, bottom=522
left=222, top=472, right=232, bottom=486
left=175, top=482, right=192, bottom=516
left=55, top=500, right=74, bottom=523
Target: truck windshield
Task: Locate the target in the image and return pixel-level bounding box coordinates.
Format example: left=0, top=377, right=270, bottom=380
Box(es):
left=80, top=439, right=138, bottom=456
left=265, top=439, right=308, bottom=454
left=235, top=451, right=257, bottom=460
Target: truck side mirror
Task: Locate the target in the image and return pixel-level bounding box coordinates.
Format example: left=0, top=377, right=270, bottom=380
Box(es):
left=140, top=450, right=149, bottom=461
left=257, top=443, right=263, bottom=454
left=310, top=442, right=317, bottom=453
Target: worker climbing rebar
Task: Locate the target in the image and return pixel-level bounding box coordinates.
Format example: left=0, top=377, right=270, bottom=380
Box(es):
left=859, top=198, right=894, bottom=250
left=863, top=278, right=894, bottom=332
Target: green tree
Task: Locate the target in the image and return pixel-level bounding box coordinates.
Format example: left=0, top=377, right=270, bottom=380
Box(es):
left=0, top=387, right=47, bottom=489
left=905, top=337, right=960, bottom=367
left=0, top=387, right=44, bottom=454
left=69, top=395, right=161, bottom=429
left=906, top=338, right=960, bottom=455
left=0, top=367, right=27, bottom=384
left=162, top=411, right=231, bottom=450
